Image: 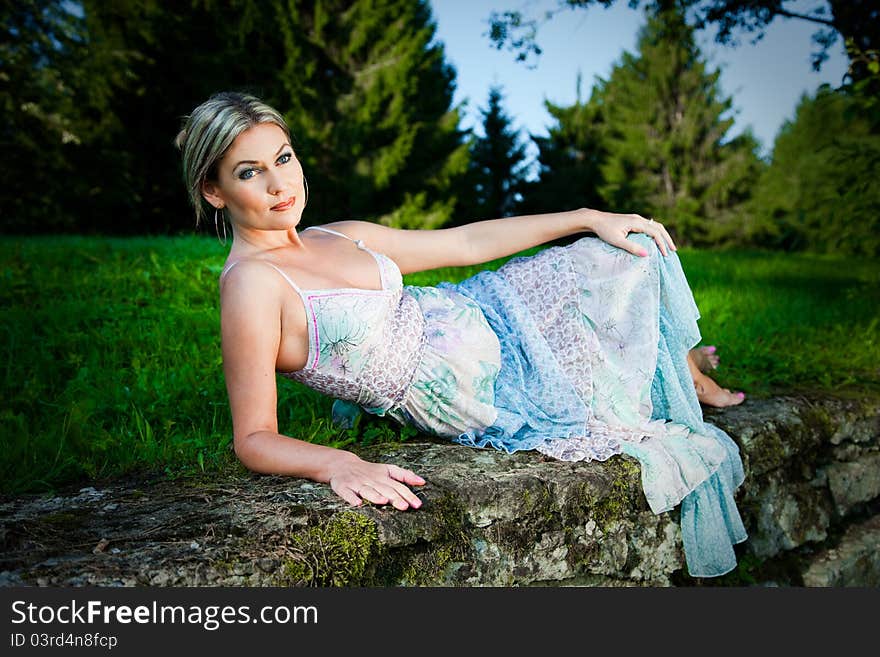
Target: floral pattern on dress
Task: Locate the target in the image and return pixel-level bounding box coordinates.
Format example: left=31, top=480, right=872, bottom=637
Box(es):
left=445, top=233, right=746, bottom=577
left=283, top=229, right=745, bottom=578
left=398, top=285, right=501, bottom=437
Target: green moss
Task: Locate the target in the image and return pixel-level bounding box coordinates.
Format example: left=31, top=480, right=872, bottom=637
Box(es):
left=574, top=457, right=642, bottom=530
left=521, top=483, right=560, bottom=523
left=399, top=494, right=470, bottom=585
left=683, top=552, right=780, bottom=587
left=272, top=493, right=474, bottom=587
left=277, top=511, right=382, bottom=586
left=799, top=403, right=836, bottom=442
left=396, top=543, right=461, bottom=585
left=488, top=484, right=560, bottom=559
left=432, top=493, right=470, bottom=547
left=753, top=431, right=787, bottom=468
left=382, top=493, right=472, bottom=586
left=209, top=558, right=237, bottom=576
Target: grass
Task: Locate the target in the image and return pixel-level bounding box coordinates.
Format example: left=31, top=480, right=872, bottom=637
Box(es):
left=2, top=235, right=878, bottom=497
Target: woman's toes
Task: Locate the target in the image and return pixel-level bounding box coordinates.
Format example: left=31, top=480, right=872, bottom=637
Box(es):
left=696, top=378, right=746, bottom=408
left=691, top=346, right=720, bottom=373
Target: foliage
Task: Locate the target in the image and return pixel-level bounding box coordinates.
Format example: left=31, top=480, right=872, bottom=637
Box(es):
left=487, top=0, right=878, bottom=84
left=457, top=86, right=529, bottom=222
left=0, top=0, right=469, bottom=236
left=596, top=5, right=764, bottom=245
left=517, top=76, right=608, bottom=216
left=745, top=85, right=880, bottom=256
left=275, top=0, right=470, bottom=228
left=3, top=235, right=878, bottom=496
left=523, top=5, right=763, bottom=245
left=1, top=1, right=90, bottom=233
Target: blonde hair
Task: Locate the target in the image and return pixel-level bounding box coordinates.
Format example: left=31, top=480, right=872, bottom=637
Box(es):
left=175, top=92, right=290, bottom=226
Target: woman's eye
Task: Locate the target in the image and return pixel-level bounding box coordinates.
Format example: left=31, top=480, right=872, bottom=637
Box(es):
left=238, top=168, right=257, bottom=180
left=277, top=152, right=292, bottom=165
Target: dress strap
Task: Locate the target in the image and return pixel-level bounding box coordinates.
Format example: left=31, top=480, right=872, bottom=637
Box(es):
left=262, top=262, right=305, bottom=295
left=219, top=259, right=305, bottom=296
left=219, top=260, right=240, bottom=282
left=303, top=225, right=369, bottom=251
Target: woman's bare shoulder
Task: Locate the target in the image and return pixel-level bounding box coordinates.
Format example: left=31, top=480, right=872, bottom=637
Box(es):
left=219, top=259, right=284, bottom=311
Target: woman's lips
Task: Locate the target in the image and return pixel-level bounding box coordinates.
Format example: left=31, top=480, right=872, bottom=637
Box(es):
left=270, top=197, right=296, bottom=211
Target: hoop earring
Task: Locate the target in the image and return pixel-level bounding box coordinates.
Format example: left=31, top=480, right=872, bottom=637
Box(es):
left=214, top=207, right=227, bottom=245
left=303, top=176, right=309, bottom=209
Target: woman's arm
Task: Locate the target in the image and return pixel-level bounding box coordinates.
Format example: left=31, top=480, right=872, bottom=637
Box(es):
left=327, top=208, right=676, bottom=275
left=220, top=262, right=424, bottom=510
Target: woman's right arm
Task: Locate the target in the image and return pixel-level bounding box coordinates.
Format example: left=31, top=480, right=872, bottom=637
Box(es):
left=219, top=262, right=424, bottom=510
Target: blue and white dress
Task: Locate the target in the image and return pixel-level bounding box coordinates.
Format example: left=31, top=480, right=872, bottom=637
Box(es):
left=223, top=225, right=747, bottom=577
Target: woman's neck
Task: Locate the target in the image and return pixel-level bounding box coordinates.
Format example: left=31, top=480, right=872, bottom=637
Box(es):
left=229, top=224, right=307, bottom=258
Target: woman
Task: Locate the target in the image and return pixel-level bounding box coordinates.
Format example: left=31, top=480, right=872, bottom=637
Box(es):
left=176, top=92, right=747, bottom=577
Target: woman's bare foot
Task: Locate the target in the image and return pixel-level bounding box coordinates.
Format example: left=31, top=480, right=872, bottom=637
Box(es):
left=686, top=350, right=744, bottom=407
left=693, top=374, right=745, bottom=407
left=689, top=345, right=719, bottom=373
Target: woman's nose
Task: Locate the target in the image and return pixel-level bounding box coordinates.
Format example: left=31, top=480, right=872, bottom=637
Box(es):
left=266, top=169, right=288, bottom=195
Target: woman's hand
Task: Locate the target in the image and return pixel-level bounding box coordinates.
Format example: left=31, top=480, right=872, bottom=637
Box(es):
left=327, top=452, right=426, bottom=511
left=586, top=210, right=677, bottom=257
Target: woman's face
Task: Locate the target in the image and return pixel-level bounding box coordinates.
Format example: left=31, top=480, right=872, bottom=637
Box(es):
left=202, top=122, right=306, bottom=232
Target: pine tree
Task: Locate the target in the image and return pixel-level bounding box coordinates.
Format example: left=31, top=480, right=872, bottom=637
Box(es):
left=518, top=74, right=606, bottom=216
left=275, top=0, right=469, bottom=229
left=1, top=1, right=90, bottom=233
left=594, top=2, right=763, bottom=245
left=463, top=85, right=528, bottom=220
left=748, top=85, right=880, bottom=256
left=2, top=0, right=469, bottom=234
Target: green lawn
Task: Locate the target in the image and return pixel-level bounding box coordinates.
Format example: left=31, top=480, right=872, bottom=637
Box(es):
left=2, top=235, right=878, bottom=496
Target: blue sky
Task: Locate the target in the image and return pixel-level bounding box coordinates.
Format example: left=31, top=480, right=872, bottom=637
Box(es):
left=429, top=0, right=849, bottom=163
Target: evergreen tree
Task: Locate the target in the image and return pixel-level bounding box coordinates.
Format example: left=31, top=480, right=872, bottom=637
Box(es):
left=518, top=74, right=606, bottom=216
left=748, top=85, right=880, bottom=256
left=464, top=85, right=528, bottom=220
left=270, top=0, right=470, bottom=229
left=594, top=3, right=763, bottom=245
left=1, top=1, right=89, bottom=233
left=2, top=0, right=469, bottom=235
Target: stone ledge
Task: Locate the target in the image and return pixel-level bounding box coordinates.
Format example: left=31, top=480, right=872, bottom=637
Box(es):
left=801, top=514, right=880, bottom=587
left=1, top=394, right=878, bottom=587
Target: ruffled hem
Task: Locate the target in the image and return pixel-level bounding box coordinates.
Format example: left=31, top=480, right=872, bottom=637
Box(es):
left=445, top=234, right=747, bottom=577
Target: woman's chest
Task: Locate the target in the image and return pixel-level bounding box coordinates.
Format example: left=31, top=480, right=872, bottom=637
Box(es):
left=276, top=285, right=396, bottom=374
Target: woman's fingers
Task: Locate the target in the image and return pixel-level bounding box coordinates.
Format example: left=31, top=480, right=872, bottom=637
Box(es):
left=639, top=216, right=678, bottom=256
left=618, top=233, right=651, bottom=257
left=650, top=220, right=676, bottom=253
left=374, top=466, right=425, bottom=509
left=356, top=483, right=391, bottom=506
left=651, top=232, right=669, bottom=256
left=638, top=217, right=668, bottom=256
left=594, top=212, right=678, bottom=258
left=369, top=479, right=422, bottom=510
left=331, top=462, right=426, bottom=511
left=658, top=222, right=677, bottom=252
left=387, top=464, right=426, bottom=487
left=334, top=484, right=364, bottom=508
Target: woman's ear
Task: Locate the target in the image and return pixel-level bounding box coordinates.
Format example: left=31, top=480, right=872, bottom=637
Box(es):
left=201, top=180, right=224, bottom=209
